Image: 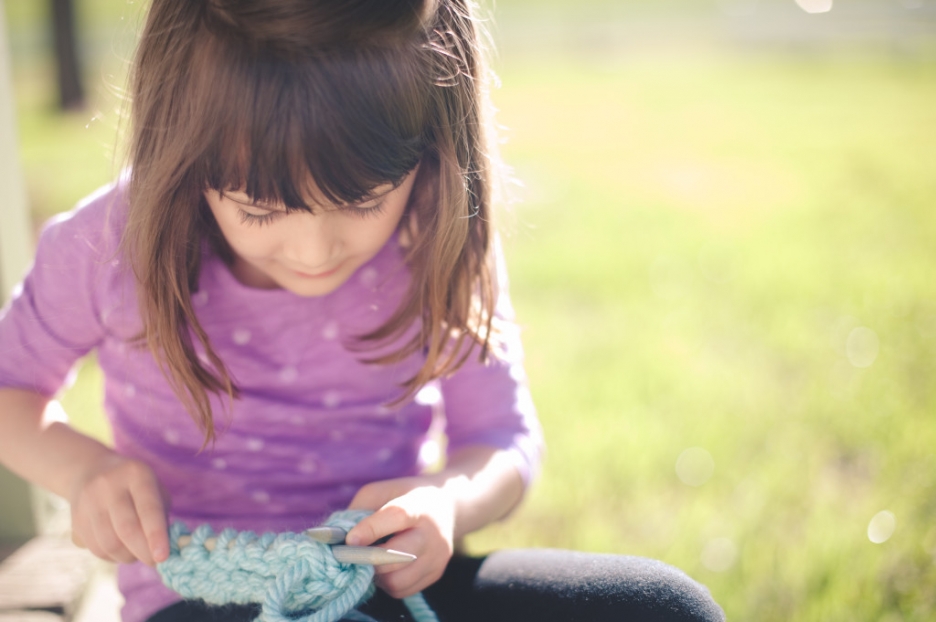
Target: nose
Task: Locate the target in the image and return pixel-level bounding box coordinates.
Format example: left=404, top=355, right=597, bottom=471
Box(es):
left=281, top=212, right=339, bottom=270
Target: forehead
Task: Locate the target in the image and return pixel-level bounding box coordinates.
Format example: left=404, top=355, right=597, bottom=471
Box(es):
left=195, top=38, right=429, bottom=209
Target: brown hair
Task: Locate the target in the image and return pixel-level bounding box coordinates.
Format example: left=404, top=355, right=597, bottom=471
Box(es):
left=122, top=0, right=501, bottom=442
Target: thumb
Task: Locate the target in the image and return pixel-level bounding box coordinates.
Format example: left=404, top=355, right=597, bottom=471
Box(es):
left=345, top=514, right=381, bottom=547
left=345, top=506, right=411, bottom=547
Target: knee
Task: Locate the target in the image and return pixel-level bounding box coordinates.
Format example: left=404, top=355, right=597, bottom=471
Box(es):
left=612, top=556, right=725, bottom=622
left=476, top=549, right=725, bottom=622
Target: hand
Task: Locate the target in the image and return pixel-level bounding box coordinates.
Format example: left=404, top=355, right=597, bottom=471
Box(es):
left=69, top=453, right=170, bottom=566
left=346, top=476, right=456, bottom=599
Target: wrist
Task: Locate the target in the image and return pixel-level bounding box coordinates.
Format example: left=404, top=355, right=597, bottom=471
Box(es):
left=433, top=447, right=525, bottom=539
left=66, top=445, right=121, bottom=505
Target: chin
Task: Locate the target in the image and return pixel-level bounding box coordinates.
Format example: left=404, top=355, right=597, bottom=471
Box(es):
left=277, top=273, right=349, bottom=297
left=282, top=282, right=342, bottom=297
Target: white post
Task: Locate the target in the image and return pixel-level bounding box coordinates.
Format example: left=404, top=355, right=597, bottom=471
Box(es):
left=0, top=2, right=34, bottom=290
left=0, top=0, right=41, bottom=542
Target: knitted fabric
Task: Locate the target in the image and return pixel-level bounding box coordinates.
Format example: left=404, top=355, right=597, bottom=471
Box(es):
left=157, top=510, right=439, bottom=622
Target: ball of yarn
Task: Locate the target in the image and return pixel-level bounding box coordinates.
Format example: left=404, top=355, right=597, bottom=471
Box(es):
left=157, top=510, right=438, bottom=622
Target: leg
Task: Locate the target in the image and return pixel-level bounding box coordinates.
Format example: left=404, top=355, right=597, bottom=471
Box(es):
left=146, top=600, right=260, bottom=622
left=147, top=550, right=725, bottom=622
left=362, top=549, right=725, bottom=622
left=466, top=549, right=724, bottom=622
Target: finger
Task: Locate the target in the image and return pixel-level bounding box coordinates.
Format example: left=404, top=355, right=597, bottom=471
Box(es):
left=130, top=473, right=170, bottom=563
left=75, top=497, right=132, bottom=563
left=376, top=567, right=431, bottom=600
left=372, top=529, right=426, bottom=576
left=90, top=507, right=137, bottom=564
left=108, top=492, right=153, bottom=564
left=110, top=494, right=154, bottom=565
left=345, top=504, right=414, bottom=547
left=375, top=548, right=441, bottom=599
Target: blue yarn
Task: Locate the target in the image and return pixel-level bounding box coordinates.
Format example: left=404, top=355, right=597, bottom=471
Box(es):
left=157, top=510, right=439, bottom=622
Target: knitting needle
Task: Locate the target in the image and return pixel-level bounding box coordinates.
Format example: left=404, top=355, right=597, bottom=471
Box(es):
left=304, top=526, right=393, bottom=546
left=175, top=534, right=416, bottom=566
left=303, top=526, right=349, bottom=544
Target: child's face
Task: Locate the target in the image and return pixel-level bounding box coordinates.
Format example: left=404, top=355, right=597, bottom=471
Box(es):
left=205, top=170, right=417, bottom=297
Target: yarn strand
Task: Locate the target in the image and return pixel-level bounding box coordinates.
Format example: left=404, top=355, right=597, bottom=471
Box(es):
left=158, top=510, right=439, bottom=622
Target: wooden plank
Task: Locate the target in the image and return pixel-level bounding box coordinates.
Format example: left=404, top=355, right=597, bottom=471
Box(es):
left=71, top=565, right=120, bottom=622
left=0, top=613, right=64, bottom=622
left=0, top=538, right=94, bottom=616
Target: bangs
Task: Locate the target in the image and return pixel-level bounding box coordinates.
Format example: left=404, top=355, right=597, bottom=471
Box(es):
left=192, top=30, right=430, bottom=210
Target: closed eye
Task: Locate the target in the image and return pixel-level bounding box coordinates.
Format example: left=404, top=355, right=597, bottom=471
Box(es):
left=220, top=191, right=287, bottom=227
left=236, top=209, right=283, bottom=227
left=341, top=200, right=387, bottom=219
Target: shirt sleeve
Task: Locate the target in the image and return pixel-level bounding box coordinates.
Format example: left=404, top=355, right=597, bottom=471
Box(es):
left=438, top=240, right=544, bottom=488
left=0, top=185, right=120, bottom=397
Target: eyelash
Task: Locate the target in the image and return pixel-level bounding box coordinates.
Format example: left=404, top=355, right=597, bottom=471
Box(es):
left=346, top=201, right=387, bottom=219
left=237, top=210, right=281, bottom=227
left=232, top=199, right=387, bottom=227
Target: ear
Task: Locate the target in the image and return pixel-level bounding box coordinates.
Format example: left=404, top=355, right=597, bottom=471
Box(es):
left=398, top=160, right=434, bottom=252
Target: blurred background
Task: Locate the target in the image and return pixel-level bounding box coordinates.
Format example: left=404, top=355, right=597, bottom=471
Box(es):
left=4, top=0, right=936, bottom=619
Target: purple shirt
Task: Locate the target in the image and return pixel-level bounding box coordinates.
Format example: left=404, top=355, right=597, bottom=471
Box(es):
left=0, top=180, right=542, bottom=622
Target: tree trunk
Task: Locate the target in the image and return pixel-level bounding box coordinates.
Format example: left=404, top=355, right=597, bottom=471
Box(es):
left=51, top=0, right=84, bottom=110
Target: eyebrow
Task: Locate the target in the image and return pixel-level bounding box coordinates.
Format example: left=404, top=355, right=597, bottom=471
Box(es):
left=221, top=191, right=287, bottom=211
left=221, top=182, right=396, bottom=211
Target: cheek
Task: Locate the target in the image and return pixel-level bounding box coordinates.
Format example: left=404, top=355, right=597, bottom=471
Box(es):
left=231, top=230, right=278, bottom=259
left=215, top=216, right=278, bottom=259
left=350, top=215, right=404, bottom=255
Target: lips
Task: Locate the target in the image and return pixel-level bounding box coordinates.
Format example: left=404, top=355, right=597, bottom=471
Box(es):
left=291, top=264, right=341, bottom=279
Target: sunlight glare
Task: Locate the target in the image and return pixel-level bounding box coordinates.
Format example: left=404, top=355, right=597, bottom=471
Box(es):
left=794, top=0, right=833, bottom=13
left=676, top=447, right=715, bottom=487
left=43, top=400, right=69, bottom=425
left=701, top=537, right=738, bottom=572
left=414, top=383, right=442, bottom=406
left=868, top=510, right=896, bottom=544
left=419, top=439, right=441, bottom=468
left=830, top=315, right=859, bottom=353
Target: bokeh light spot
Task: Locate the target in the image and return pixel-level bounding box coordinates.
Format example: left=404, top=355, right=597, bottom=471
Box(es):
left=846, top=327, right=879, bottom=368
left=830, top=315, right=859, bottom=353
left=676, top=447, right=715, bottom=487
left=419, top=440, right=441, bottom=467
left=414, top=383, right=442, bottom=406
left=701, top=537, right=738, bottom=572
left=795, top=0, right=833, bottom=13
left=868, top=510, right=896, bottom=544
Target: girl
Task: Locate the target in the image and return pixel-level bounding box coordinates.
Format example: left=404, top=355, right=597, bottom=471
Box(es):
left=0, top=1, right=724, bottom=621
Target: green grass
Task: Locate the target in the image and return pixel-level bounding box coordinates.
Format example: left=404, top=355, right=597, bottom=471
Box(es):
left=8, top=3, right=936, bottom=620
left=470, top=54, right=936, bottom=620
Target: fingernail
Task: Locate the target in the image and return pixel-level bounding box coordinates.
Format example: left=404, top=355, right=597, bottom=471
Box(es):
left=344, top=531, right=361, bottom=546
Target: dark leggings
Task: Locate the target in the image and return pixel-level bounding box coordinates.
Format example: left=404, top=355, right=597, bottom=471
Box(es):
left=147, top=549, right=725, bottom=622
